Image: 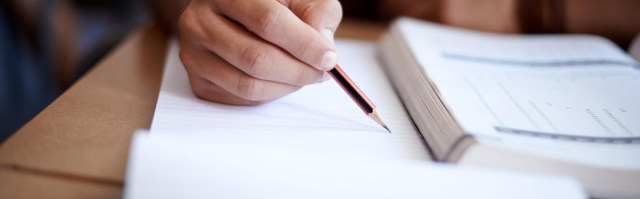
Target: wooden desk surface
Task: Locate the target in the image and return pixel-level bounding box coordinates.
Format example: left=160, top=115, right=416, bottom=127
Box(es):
left=0, top=19, right=386, bottom=198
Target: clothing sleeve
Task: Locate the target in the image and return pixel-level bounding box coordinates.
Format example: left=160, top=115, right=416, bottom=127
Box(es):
left=340, top=0, right=380, bottom=19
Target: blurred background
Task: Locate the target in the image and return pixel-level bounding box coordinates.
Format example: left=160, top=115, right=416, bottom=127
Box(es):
left=0, top=0, right=147, bottom=141
left=1, top=0, right=639, bottom=143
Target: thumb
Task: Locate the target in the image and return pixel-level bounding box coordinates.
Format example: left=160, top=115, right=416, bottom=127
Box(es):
left=285, top=0, right=343, bottom=45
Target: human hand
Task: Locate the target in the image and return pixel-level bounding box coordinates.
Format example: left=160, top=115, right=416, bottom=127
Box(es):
left=178, top=0, right=342, bottom=105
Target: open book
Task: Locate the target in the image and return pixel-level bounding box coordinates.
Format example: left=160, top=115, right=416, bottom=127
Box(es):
left=143, top=17, right=639, bottom=198
left=379, top=18, right=640, bottom=198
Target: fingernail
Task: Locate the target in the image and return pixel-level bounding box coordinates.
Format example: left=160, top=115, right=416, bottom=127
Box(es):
left=322, top=29, right=335, bottom=45
left=320, top=51, right=337, bottom=71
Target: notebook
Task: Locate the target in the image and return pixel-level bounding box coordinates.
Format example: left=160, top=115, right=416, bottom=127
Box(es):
left=150, top=38, right=430, bottom=162
left=124, top=129, right=585, bottom=199
left=144, top=17, right=640, bottom=198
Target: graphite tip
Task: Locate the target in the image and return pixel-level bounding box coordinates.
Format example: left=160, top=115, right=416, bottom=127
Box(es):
left=383, top=126, right=391, bottom=133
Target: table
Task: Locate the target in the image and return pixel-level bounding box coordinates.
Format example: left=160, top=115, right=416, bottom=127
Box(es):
left=0, top=19, right=386, bottom=198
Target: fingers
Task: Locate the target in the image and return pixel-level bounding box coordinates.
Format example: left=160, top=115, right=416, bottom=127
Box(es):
left=216, top=0, right=338, bottom=71
left=179, top=40, right=303, bottom=102
left=177, top=0, right=343, bottom=105
left=288, top=0, right=343, bottom=44
left=180, top=4, right=326, bottom=86
left=186, top=71, right=274, bottom=106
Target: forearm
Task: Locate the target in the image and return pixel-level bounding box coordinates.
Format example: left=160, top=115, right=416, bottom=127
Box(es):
left=565, top=0, right=640, bottom=48
left=445, top=0, right=640, bottom=47
left=347, top=0, right=640, bottom=47
left=147, top=0, right=191, bottom=33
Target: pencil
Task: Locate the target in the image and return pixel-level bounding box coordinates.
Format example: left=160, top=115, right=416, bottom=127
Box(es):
left=272, top=0, right=388, bottom=132
left=328, top=65, right=391, bottom=133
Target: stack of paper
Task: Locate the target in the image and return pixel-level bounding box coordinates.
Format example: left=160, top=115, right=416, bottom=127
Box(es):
left=123, top=39, right=586, bottom=199
left=125, top=129, right=585, bottom=199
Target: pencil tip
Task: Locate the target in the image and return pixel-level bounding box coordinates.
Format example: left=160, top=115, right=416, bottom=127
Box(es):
left=369, top=109, right=390, bottom=133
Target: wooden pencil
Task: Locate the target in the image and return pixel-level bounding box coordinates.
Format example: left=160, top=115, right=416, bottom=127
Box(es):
left=328, top=65, right=391, bottom=133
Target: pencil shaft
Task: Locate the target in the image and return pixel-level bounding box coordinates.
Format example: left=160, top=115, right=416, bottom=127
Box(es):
left=328, top=65, right=375, bottom=114
left=328, top=65, right=390, bottom=132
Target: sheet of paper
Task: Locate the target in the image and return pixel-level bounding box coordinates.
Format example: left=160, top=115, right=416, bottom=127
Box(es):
left=150, top=39, right=430, bottom=161
left=124, top=129, right=586, bottom=199
left=396, top=18, right=640, bottom=169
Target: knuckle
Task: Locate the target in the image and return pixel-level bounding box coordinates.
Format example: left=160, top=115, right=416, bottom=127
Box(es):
left=255, top=7, right=280, bottom=35
left=189, top=78, right=211, bottom=100
left=328, top=0, right=343, bottom=17
left=302, top=0, right=342, bottom=25
left=191, top=84, right=208, bottom=100
left=240, top=44, right=270, bottom=77
left=179, top=49, right=194, bottom=67
left=235, top=76, right=264, bottom=101
left=178, top=10, right=197, bottom=34
left=178, top=7, right=208, bottom=40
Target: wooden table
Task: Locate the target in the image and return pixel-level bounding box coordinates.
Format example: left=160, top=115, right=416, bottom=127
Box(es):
left=0, top=19, right=386, bottom=198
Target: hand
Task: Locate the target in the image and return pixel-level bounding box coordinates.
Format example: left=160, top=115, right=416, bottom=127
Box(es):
left=178, top=0, right=342, bottom=105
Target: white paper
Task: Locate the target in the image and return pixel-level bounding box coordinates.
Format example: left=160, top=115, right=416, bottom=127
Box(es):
left=124, top=129, right=586, bottom=199
left=396, top=18, right=640, bottom=169
left=150, top=39, right=430, bottom=162
left=127, top=38, right=586, bottom=199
